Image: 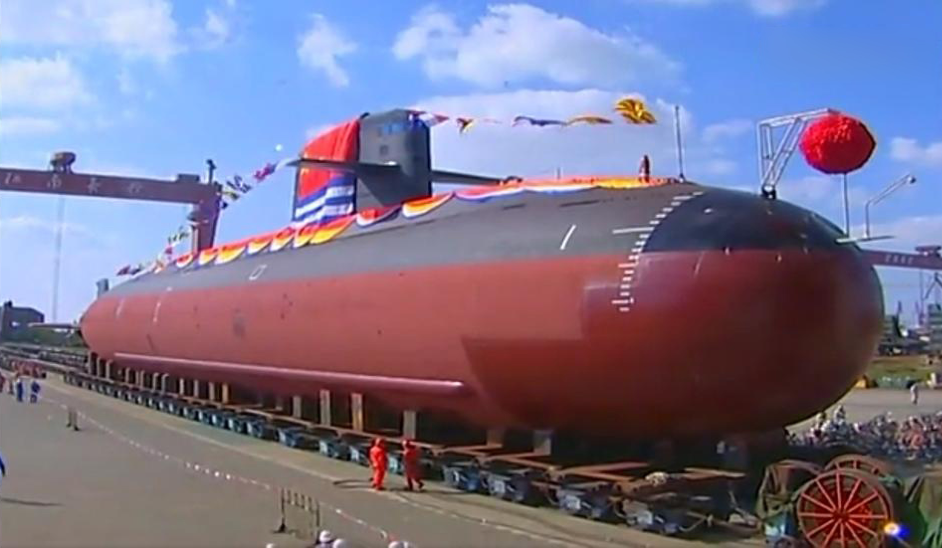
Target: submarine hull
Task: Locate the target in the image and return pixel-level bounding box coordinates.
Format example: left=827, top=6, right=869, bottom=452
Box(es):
left=80, top=183, right=883, bottom=438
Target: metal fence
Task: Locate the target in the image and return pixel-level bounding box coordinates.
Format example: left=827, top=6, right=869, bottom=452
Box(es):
left=272, top=487, right=417, bottom=547
left=275, top=488, right=321, bottom=541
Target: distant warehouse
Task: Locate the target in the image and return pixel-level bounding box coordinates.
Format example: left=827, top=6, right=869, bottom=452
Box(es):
left=0, top=301, right=45, bottom=343
left=929, top=304, right=942, bottom=356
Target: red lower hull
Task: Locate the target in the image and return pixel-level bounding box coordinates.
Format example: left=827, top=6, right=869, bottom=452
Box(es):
left=81, top=248, right=882, bottom=438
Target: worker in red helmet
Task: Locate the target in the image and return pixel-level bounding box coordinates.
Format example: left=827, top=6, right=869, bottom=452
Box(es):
left=369, top=438, right=388, bottom=491
left=402, top=439, right=424, bottom=491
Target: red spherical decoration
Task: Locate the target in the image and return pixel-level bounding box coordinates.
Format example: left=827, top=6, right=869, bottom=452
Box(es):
left=799, top=113, right=876, bottom=175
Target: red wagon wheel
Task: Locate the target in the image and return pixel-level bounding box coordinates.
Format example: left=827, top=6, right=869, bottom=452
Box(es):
left=795, top=469, right=894, bottom=548
left=757, top=460, right=823, bottom=520
left=825, top=455, right=892, bottom=478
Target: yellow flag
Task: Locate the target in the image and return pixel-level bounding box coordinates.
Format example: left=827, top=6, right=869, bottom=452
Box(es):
left=615, top=98, right=657, bottom=124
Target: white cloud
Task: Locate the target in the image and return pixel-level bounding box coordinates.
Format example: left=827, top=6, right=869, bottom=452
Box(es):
left=409, top=89, right=720, bottom=182
left=297, top=14, right=357, bottom=88
left=0, top=117, right=62, bottom=137
left=393, top=4, right=681, bottom=88
left=629, top=0, right=826, bottom=16
left=203, top=9, right=230, bottom=47
left=776, top=174, right=873, bottom=232
left=747, top=0, right=826, bottom=16
left=859, top=215, right=942, bottom=251
left=0, top=0, right=182, bottom=63
left=191, top=0, right=238, bottom=51
left=778, top=175, right=834, bottom=204
left=0, top=54, right=92, bottom=111
left=0, top=214, right=105, bottom=243
left=889, top=137, right=942, bottom=168
left=702, top=119, right=752, bottom=143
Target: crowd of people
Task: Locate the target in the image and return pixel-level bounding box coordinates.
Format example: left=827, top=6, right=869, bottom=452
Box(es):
left=0, top=370, right=41, bottom=403
left=793, top=405, right=942, bottom=462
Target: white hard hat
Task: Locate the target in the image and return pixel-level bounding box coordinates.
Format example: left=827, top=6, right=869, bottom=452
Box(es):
left=331, top=540, right=348, bottom=548
left=388, top=542, right=405, bottom=548
left=318, top=530, right=335, bottom=543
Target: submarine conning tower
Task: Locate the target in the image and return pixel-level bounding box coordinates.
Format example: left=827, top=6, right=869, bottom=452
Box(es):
left=292, top=109, right=436, bottom=224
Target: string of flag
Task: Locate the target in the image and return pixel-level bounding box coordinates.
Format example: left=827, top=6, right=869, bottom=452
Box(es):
left=118, top=177, right=666, bottom=277
left=411, top=96, right=658, bottom=134
left=115, top=96, right=661, bottom=276
left=115, top=157, right=295, bottom=277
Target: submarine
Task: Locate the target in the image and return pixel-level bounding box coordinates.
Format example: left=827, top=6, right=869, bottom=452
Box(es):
left=79, top=109, right=884, bottom=439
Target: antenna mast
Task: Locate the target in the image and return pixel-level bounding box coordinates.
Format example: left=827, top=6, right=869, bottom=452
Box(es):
left=673, top=105, right=685, bottom=181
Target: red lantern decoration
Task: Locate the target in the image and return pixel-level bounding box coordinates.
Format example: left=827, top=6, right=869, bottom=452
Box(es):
left=799, top=113, right=876, bottom=175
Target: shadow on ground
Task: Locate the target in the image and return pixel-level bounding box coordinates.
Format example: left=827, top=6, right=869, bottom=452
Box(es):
left=0, top=496, right=62, bottom=508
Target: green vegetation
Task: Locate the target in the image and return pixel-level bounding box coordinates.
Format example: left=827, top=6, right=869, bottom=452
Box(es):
left=866, top=355, right=938, bottom=388
left=2, top=327, right=86, bottom=348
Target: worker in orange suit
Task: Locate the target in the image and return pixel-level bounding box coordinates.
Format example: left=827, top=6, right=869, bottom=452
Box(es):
left=369, top=438, right=388, bottom=491
left=402, top=439, right=424, bottom=491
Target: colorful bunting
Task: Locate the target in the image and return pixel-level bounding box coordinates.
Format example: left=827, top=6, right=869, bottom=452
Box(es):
left=615, top=97, right=657, bottom=124
left=512, top=115, right=565, bottom=127
left=253, top=162, right=277, bottom=182
left=216, top=241, right=247, bottom=264
left=119, top=177, right=677, bottom=277
left=120, top=154, right=295, bottom=277
left=409, top=110, right=451, bottom=127
left=311, top=215, right=355, bottom=245
left=455, top=117, right=475, bottom=134
left=566, top=115, right=613, bottom=126
left=406, top=98, right=658, bottom=134
left=525, top=181, right=597, bottom=194
left=116, top=100, right=666, bottom=277
left=270, top=226, right=297, bottom=252
left=356, top=205, right=399, bottom=227
left=247, top=233, right=275, bottom=255
left=455, top=183, right=526, bottom=202
left=174, top=253, right=195, bottom=269
left=197, top=248, right=219, bottom=266
left=293, top=223, right=319, bottom=248
left=401, top=193, right=454, bottom=218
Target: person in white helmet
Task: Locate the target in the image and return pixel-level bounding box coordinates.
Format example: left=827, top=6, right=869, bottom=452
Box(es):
left=315, top=530, right=335, bottom=547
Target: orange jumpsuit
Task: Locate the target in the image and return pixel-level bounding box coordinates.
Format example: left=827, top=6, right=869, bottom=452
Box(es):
left=403, top=440, right=424, bottom=491
left=369, top=439, right=387, bottom=490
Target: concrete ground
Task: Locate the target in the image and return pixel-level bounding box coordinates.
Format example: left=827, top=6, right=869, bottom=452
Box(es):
left=2, top=379, right=937, bottom=548
left=0, top=378, right=764, bottom=548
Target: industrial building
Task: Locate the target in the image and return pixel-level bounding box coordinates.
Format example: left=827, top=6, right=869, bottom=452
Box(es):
left=0, top=301, right=45, bottom=343
left=928, top=303, right=942, bottom=356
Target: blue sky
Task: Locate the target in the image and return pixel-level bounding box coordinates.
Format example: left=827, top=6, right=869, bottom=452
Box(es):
left=1, top=0, right=940, bottom=323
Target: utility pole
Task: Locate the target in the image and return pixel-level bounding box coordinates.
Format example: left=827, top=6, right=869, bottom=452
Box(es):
left=51, top=196, right=65, bottom=322
left=673, top=105, right=685, bottom=181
